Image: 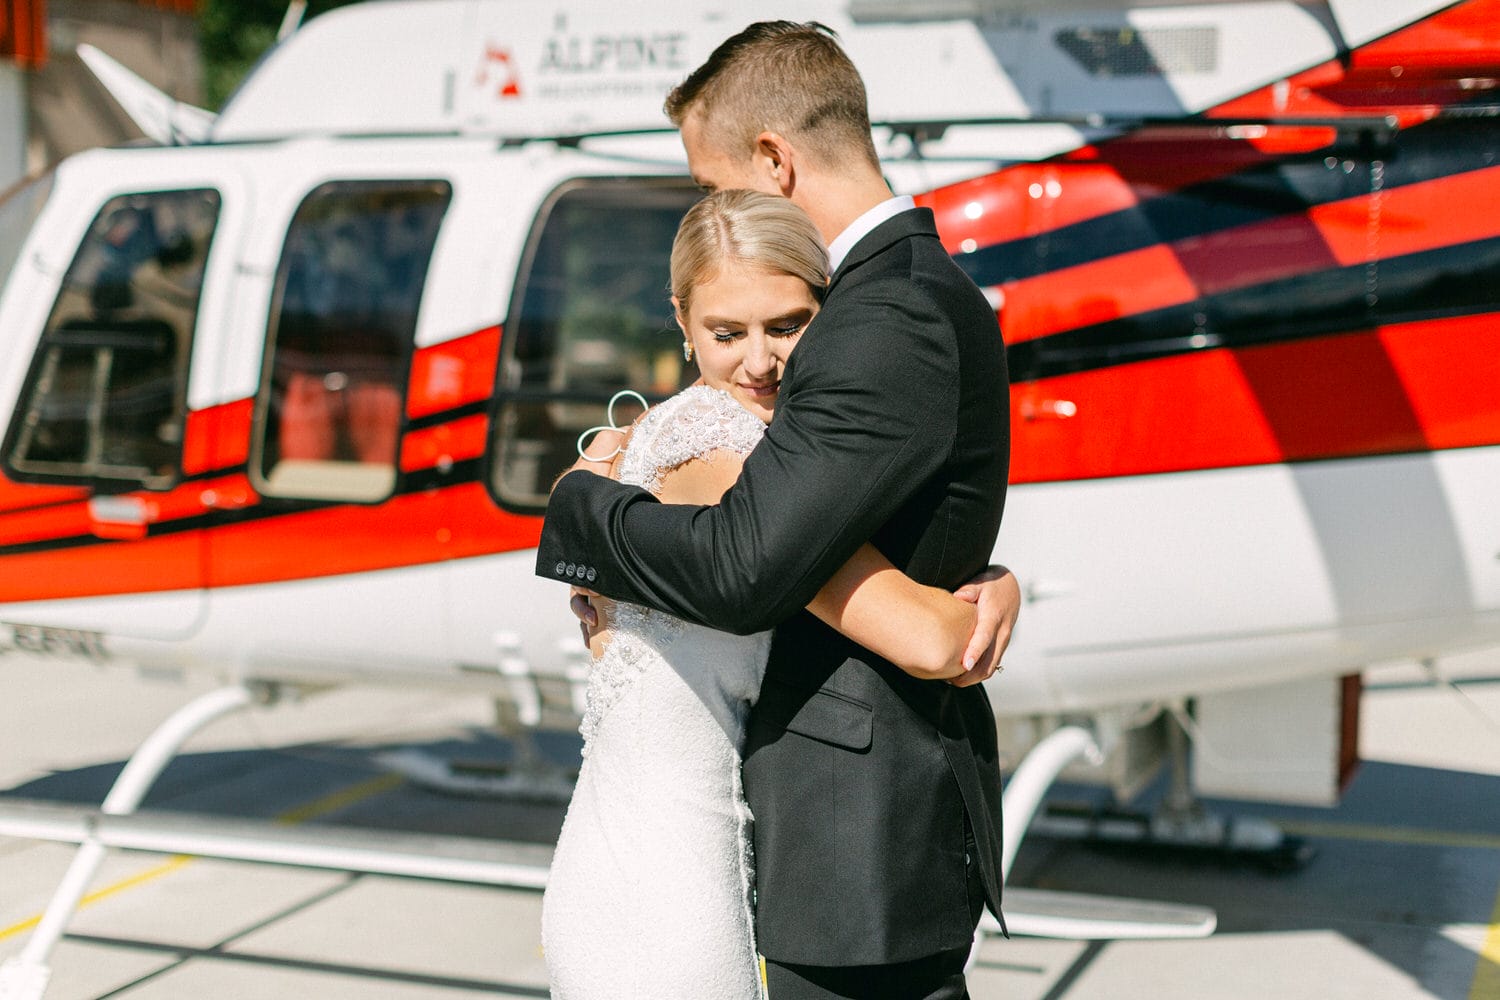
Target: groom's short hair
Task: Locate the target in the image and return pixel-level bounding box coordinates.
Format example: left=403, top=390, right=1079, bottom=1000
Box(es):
left=665, top=21, right=880, bottom=172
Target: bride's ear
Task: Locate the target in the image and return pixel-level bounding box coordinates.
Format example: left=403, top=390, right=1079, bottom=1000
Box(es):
left=671, top=295, right=687, bottom=331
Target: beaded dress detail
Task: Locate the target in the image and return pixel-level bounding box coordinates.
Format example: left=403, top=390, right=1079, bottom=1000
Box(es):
left=574, top=385, right=767, bottom=757
left=543, top=386, right=771, bottom=1000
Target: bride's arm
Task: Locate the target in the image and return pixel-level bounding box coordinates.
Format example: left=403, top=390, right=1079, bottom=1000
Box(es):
left=657, top=453, right=979, bottom=682
left=806, top=547, right=976, bottom=682
left=574, top=425, right=637, bottom=659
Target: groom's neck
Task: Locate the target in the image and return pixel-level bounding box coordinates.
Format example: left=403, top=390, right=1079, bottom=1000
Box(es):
left=794, top=169, right=898, bottom=247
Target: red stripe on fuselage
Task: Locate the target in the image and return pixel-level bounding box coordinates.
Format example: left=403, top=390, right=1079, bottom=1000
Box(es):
left=1211, top=0, right=1500, bottom=121
left=0, top=479, right=87, bottom=515
left=0, top=323, right=512, bottom=602
left=407, top=326, right=501, bottom=419
left=935, top=159, right=1500, bottom=347
left=0, top=479, right=540, bottom=603
left=400, top=413, right=490, bottom=473
left=204, top=482, right=539, bottom=591
left=1010, top=312, right=1500, bottom=484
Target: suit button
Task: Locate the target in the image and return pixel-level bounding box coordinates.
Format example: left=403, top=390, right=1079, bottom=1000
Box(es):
left=566, top=563, right=576, bottom=577
left=586, top=567, right=597, bottom=582
left=554, top=561, right=566, bottom=575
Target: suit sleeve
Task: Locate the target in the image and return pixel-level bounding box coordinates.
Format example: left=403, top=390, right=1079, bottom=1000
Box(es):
left=535, top=274, right=957, bottom=634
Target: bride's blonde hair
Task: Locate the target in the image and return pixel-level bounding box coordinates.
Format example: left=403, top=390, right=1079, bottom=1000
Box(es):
left=670, top=190, right=829, bottom=316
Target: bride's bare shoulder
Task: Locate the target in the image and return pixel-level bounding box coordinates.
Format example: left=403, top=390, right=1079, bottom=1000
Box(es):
left=654, top=449, right=746, bottom=505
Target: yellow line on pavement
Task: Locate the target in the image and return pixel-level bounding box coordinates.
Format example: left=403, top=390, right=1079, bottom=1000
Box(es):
left=0, top=855, right=196, bottom=943
left=0, top=770, right=404, bottom=944
left=1472, top=886, right=1500, bottom=1000
left=1276, top=817, right=1500, bottom=999
left=1277, top=819, right=1500, bottom=853
left=272, top=772, right=404, bottom=826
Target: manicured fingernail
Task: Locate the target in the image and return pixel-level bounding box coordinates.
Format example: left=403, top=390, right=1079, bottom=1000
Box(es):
left=963, top=655, right=976, bottom=671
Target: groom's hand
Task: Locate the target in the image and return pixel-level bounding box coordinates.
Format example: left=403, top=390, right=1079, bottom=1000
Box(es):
left=949, top=565, right=1020, bottom=688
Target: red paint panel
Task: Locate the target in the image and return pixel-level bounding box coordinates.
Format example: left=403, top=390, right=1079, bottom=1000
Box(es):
left=1380, top=313, right=1500, bottom=450
left=918, top=170, right=1038, bottom=256
left=0, top=533, right=200, bottom=603
left=400, top=413, right=490, bottom=473
left=438, top=482, right=543, bottom=561
left=182, top=398, right=254, bottom=475
left=1350, top=0, right=1500, bottom=78
left=207, top=482, right=538, bottom=589
left=1, top=481, right=538, bottom=603
left=1162, top=164, right=1500, bottom=299
left=966, top=158, right=1500, bottom=346
left=1011, top=314, right=1500, bottom=484
left=1062, top=131, right=1304, bottom=195
left=1314, top=164, right=1500, bottom=264
left=1210, top=0, right=1500, bottom=121
left=1012, top=351, right=1280, bottom=485
left=0, top=476, right=86, bottom=516
left=1003, top=244, right=1200, bottom=345
left=406, top=326, right=501, bottom=420
left=0, top=497, right=93, bottom=547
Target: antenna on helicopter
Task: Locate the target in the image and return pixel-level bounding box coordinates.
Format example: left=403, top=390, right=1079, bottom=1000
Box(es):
left=278, top=1, right=309, bottom=42
left=75, top=44, right=215, bottom=146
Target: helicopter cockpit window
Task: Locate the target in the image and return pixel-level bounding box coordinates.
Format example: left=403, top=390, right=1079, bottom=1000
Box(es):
left=489, top=180, right=701, bottom=512
left=5, top=189, right=219, bottom=489
left=254, top=180, right=450, bottom=503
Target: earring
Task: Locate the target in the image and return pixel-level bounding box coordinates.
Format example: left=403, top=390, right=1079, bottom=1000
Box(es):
left=683, top=341, right=694, bottom=362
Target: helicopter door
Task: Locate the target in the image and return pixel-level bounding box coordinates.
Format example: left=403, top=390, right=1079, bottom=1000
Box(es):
left=1, top=176, right=246, bottom=640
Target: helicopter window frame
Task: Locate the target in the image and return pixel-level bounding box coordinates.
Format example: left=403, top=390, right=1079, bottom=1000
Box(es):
left=2, top=186, right=222, bottom=491
left=250, top=178, right=453, bottom=505
left=0, top=169, right=56, bottom=293
left=485, top=176, right=704, bottom=516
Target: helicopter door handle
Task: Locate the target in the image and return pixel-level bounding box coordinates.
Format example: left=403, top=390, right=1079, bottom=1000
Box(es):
left=87, top=496, right=154, bottom=540
left=1021, top=399, right=1077, bottom=422
left=200, top=488, right=251, bottom=509
left=1025, top=579, right=1075, bottom=603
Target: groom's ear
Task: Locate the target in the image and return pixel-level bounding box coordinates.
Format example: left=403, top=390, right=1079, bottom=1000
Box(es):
left=754, top=131, right=797, bottom=197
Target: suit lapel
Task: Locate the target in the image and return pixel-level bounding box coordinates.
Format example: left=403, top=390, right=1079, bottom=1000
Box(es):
left=827, top=207, right=939, bottom=293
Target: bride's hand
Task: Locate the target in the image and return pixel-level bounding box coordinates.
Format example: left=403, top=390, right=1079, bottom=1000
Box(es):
left=949, top=565, right=1019, bottom=688
left=571, top=428, right=626, bottom=478
left=570, top=586, right=611, bottom=648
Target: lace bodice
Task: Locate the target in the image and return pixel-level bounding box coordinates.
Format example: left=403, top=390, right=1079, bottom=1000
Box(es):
left=615, top=385, right=768, bottom=494
left=578, top=386, right=769, bottom=754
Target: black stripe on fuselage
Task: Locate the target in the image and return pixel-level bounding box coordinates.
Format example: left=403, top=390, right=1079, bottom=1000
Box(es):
left=0, top=456, right=488, bottom=559
left=960, top=118, right=1500, bottom=289
left=1007, top=233, right=1500, bottom=380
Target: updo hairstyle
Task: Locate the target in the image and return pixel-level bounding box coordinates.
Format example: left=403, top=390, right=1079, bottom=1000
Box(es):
left=670, top=189, right=829, bottom=317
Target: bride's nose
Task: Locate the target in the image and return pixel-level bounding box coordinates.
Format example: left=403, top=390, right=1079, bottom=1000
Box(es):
left=743, top=334, right=777, bottom=378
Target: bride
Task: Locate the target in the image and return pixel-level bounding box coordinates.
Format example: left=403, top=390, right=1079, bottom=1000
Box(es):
left=542, top=190, right=981, bottom=999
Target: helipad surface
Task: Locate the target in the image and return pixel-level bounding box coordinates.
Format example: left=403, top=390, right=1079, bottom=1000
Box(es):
left=1, top=650, right=1497, bottom=999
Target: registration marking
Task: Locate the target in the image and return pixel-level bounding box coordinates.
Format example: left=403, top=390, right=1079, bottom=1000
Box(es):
left=0, top=623, right=109, bottom=663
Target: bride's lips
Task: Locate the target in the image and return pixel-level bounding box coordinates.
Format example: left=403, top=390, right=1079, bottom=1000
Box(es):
left=740, top=381, right=781, bottom=398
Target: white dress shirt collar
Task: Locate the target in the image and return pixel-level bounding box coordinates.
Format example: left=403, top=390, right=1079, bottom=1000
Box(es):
left=827, top=195, right=917, bottom=273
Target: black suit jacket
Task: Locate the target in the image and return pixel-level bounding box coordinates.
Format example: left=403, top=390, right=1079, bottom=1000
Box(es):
left=536, top=207, right=1010, bottom=965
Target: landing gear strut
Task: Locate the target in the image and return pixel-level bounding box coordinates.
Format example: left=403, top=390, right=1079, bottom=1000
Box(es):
left=0, top=682, right=275, bottom=1000
left=1028, top=710, right=1315, bottom=872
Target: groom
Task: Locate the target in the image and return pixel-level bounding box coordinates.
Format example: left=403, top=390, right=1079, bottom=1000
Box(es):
left=539, top=21, right=1014, bottom=999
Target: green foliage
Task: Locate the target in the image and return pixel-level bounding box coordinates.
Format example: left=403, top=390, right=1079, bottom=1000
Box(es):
left=199, top=0, right=367, bottom=110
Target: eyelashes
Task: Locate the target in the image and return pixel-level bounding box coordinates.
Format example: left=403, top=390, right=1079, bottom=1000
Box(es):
left=711, top=324, right=804, bottom=342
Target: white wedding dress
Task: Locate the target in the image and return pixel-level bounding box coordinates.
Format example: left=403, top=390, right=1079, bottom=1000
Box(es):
left=543, top=386, right=772, bottom=1000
